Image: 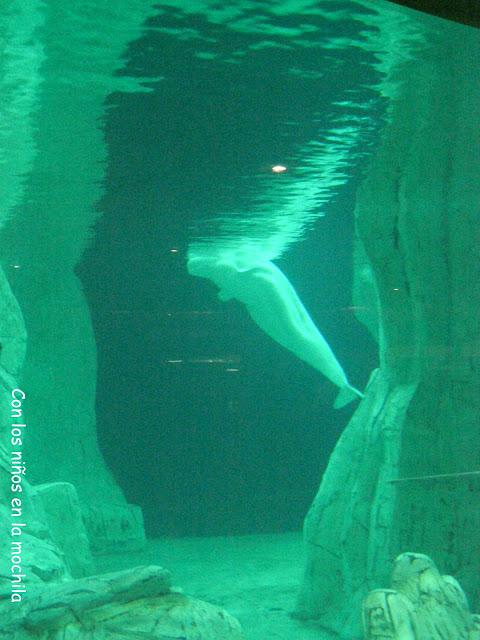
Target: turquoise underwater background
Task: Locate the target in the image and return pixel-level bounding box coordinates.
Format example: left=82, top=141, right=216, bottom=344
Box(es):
left=0, top=2, right=479, bottom=640
left=78, top=7, right=382, bottom=536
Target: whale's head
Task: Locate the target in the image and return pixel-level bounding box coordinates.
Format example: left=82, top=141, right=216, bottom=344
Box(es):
left=187, top=255, right=240, bottom=289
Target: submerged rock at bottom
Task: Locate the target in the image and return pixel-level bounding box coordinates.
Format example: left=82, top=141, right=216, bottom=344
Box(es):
left=1, top=565, right=244, bottom=640
left=362, top=553, right=480, bottom=640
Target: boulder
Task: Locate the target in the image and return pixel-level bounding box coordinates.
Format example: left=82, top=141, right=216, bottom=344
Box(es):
left=0, top=565, right=244, bottom=640
left=33, top=482, right=94, bottom=578
left=362, top=553, right=480, bottom=640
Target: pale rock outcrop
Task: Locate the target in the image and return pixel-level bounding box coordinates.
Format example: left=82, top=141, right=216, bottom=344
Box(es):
left=0, top=0, right=161, bottom=554
left=32, top=482, right=94, bottom=578
left=362, top=553, right=480, bottom=640
left=0, top=564, right=245, bottom=640
left=0, top=443, right=71, bottom=597
left=295, top=13, right=480, bottom=639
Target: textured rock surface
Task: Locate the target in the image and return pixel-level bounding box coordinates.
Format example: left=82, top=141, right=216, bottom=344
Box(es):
left=32, top=482, right=94, bottom=578
left=0, top=265, right=27, bottom=443
left=294, top=370, right=417, bottom=632
left=295, top=13, right=480, bottom=639
left=0, top=1, right=159, bottom=553
left=82, top=503, right=146, bottom=554
left=0, top=444, right=71, bottom=599
left=0, top=565, right=244, bottom=640
left=0, top=267, right=27, bottom=381
left=352, top=235, right=379, bottom=343
left=54, top=592, right=245, bottom=640
left=362, top=553, right=479, bottom=640
left=0, top=450, right=243, bottom=640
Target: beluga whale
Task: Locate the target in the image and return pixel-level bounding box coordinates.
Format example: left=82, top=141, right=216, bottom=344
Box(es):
left=187, top=250, right=363, bottom=409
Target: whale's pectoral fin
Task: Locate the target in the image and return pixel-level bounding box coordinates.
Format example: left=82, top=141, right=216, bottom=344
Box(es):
left=334, top=385, right=364, bottom=410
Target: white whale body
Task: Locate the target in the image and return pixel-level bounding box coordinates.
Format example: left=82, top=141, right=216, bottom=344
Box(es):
left=187, top=253, right=363, bottom=409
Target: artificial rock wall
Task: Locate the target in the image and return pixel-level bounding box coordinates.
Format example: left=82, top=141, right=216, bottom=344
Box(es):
left=295, top=18, right=480, bottom=639
left=0, top=0, right=160, bottom=552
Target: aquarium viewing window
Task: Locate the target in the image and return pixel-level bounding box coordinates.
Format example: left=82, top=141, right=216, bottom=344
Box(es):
left=0, top=1, right=478, bottom=639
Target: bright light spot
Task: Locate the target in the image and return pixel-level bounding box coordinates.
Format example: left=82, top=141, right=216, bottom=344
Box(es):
left=170, top=248, right=179, bottom=253
left=11, top=265, right=21, bottom=269
left=226, top=368, right=239, bottom=372
left=167, top=359, right=183, bottom=363
left=392, top=288, right=400, bottom=291
left=271, top=165, right=287, bottom=173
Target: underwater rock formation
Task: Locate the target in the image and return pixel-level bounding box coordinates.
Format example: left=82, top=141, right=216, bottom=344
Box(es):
left=362, top=553, right=480, bottom=640
left=0, top=7, right=245, bottom=635
left=32, top=482, right=94, bottom=578
left=0, top=1, right=159, bottom=552
left=0, top=261, right=73, bottom=596
left=0, top=564, right=244, bottom=640
left=0, top=266, right=27, bottom=440
left=352, top=236, right=379, bottom=344
left=295, top=14, right=480, bottom=639
left=0, top=443, right=71, bottom=598
left=0, top=447, right=244, bottom=639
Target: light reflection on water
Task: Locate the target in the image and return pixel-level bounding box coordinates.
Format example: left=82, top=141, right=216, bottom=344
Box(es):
left=0, top=0, right=434, bottom=261
left=147, top=0, right=428, bottom=261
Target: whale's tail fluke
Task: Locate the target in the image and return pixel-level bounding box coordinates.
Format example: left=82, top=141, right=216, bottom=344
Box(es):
left=334, top=384, right=364, bottom=410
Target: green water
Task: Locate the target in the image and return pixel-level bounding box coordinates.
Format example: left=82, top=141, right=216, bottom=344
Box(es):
left=0, top=2, right=478, bottom=639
